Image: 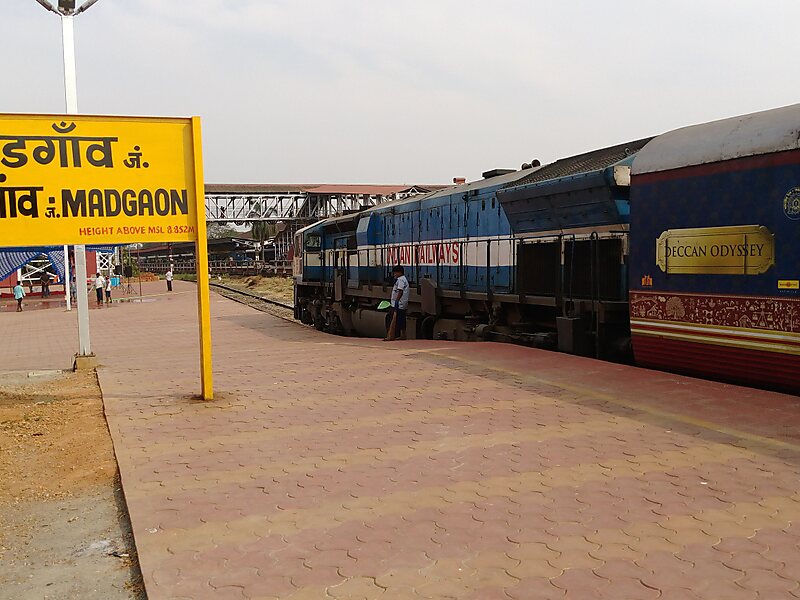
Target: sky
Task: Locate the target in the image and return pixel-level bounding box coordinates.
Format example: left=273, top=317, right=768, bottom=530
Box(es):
left=2, top=1, right=798, bottom=185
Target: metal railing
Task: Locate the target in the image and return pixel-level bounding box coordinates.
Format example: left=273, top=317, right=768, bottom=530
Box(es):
left=136, top=259, right=293, bottom=277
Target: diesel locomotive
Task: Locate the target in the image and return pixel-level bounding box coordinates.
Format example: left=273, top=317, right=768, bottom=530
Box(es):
left=294, top=104, right=800, bottom=393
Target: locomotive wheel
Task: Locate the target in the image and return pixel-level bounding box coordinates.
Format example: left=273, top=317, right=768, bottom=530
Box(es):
left=331, top=314, right=344, bottom=335
left=421, top=316, right=436, bottom=340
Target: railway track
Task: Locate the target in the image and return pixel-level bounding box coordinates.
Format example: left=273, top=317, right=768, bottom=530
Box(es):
left=210, top=282, right=296, bottom=321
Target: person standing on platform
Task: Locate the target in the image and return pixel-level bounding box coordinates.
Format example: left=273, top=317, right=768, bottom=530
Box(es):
left=13, top=282, right=25, bottom=312
left=105, top=275, right=113, bottom=304
left=40, top=272, right=51, bottom=298
left=166, top=267, right=174, bottom=292
left=94, top=273, right=105, bottom=307
left=384, top=265, right=410, bottom=341
left=70, top=277, right=77, bottom=304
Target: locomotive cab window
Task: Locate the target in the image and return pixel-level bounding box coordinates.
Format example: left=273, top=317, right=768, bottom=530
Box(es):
left=306, top=234, right=321, bottom=249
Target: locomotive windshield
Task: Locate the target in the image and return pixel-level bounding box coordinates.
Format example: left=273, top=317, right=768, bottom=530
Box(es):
left=306, top=234, right=321, bottom=249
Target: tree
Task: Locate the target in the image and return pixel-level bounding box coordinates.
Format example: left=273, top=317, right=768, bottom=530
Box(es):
left=251, top=221, right=277, bottom=261
left=207, top=223, right=239, bottom=239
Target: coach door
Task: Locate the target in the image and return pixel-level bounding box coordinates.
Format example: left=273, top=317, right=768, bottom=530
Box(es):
left=334, top=237, right=348, bottom=273
left=347, top=236, right=359, bottom=289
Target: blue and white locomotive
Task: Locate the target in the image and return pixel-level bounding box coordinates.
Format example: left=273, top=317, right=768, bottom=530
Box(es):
left=294, top=105, right=800, bottom=393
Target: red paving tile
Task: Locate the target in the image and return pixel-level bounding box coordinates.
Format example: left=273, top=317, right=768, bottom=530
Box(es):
left=2, top=279, right=800, bottom=599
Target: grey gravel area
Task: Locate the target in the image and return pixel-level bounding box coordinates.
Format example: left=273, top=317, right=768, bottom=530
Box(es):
left=0, top=476, right=145, bottom=600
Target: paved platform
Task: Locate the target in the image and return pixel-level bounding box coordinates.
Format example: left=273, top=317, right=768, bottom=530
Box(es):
left=2, top=280, right=800, bottom=599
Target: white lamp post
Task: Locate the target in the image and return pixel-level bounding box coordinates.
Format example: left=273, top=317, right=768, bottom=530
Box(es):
left=33, top=0, right=103, bottom=356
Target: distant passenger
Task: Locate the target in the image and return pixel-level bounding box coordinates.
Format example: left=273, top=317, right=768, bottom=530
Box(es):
left=105, top=275, right=113, bottom=304
left=384, top=265, right=409, bottom=341
left=13, top=282, right=25, bottom=312
left=94, top=273, right=105, bottom=306
left=166, top=268, right=174, bottom=292
left=40, top=272, right=51, bottom=298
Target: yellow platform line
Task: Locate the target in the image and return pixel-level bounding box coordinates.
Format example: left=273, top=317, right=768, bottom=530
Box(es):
left=112, top=290, right=193, bottom=303
left=128, top=395, right=559, bottom=453
left=125, top=414, right=635, bottom=499
left=152, top=439, right=768, bottom=556
left=426, top=350, right=800, bottom=453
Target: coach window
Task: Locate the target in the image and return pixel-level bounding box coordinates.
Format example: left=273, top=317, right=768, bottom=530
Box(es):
left=306, top=234, right=321, bottom=250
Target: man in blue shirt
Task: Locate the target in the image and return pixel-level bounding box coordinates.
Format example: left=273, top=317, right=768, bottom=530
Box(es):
left=384, top=265, right=409, bottom=341
left=13, top=282, right=25, bottom=312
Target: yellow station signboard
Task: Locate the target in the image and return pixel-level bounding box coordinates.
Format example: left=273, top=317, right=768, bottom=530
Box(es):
left=0, top=114, right=202, bottom=246
left=0, top=113, right=213, bottom=400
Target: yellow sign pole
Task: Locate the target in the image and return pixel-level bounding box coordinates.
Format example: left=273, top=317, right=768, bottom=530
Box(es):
left=191, top=117, right=214, bottom=400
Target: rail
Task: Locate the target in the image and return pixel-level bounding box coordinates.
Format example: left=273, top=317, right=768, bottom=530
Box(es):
left=209, top=282, right=294, bottom=311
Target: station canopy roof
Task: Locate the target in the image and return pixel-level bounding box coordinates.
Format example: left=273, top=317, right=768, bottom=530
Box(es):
left=204, top=183, right=447, bottom=196
left=205, top=184, right=319, bottom=195
left=0, top=246, right=116, bottom=282
left=303, top=184, right=445, bottom=195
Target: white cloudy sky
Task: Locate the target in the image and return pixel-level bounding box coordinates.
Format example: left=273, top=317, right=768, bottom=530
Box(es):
left=2, top=1, right=798, bottom=184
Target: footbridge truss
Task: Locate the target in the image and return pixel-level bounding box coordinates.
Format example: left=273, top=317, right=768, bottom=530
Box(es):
left=204, top=183, right=445, bottom=223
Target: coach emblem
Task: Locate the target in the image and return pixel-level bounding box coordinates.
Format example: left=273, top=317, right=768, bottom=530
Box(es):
left=783, top=187, right=800, bottom=220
